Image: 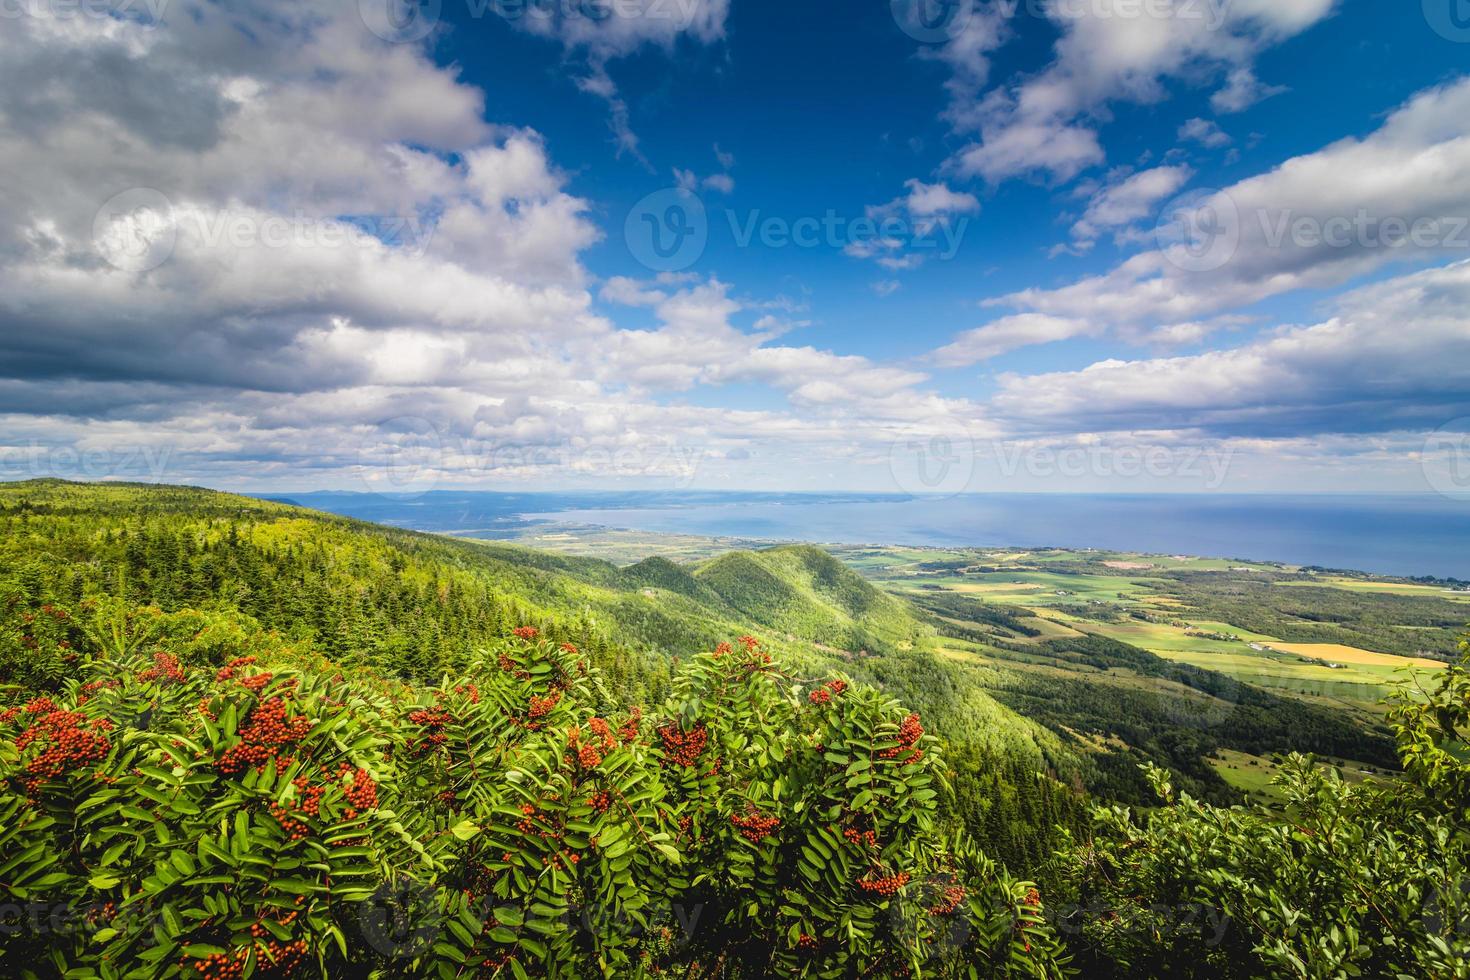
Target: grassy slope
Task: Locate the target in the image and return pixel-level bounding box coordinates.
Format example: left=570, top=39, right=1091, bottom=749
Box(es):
left=5, top=481, right=1405, bottom=809
left=0, top=480, right=1066, bottom=770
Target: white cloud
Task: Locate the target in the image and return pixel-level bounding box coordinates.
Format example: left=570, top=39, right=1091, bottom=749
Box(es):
left=944, top=0, right=1336, bottom=183
left=0, top=3, right=977, bottom=492
left=1070, top=164, right=1194, bottom=246
left=932, top=314, right=1096, bottom=366
left=997, top=77, right=1470, bottom=327
left=990, top=259, right=1470, bottom=436
left=1178, top=117, right=1232, bottom=148
left=1211, top=67, right=1288, bottom=113
left=903, top=179, right=981, bottom=217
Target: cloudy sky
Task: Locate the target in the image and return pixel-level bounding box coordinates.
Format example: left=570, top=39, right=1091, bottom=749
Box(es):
left=2, top=0, right=1469, bottom=494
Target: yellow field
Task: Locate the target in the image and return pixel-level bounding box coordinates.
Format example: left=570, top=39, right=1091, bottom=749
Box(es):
left=1267, top=642, right=1444, bottom=669
left=1276, top=578, right=1470, bottom=601
left=947, top=582, right=1044, bottom=595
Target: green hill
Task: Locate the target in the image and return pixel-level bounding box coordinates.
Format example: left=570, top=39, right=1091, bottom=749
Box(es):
left=0, top=480, right=1081, bottom=867
left=692, top=545, right=923, bottom=653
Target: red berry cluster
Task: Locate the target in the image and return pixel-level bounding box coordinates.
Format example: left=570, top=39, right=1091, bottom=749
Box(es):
left=512, top=626, right=539, bottom=640
left=13, top=706, right=112, bottom=793
left=567, top=722, right=611, bottom=769
left=857, top=871, right=911, bottom=896
left=240, top=672, right=274, bottom=693
left=76, top=679, right=119, bottom=706
left=407, top=708, right=451, bottom=756
left=738, top=635, right=760, bottom=650
left=138, top=651, right=186, bottom=685
left=587, top=717, right=617, bottom=750
left=186, top=937, right=306, bottom=979
left=617, top=707, right=642, bottom=744
left=586, top=790, right=611, bottom=813
left=809, top=688, right=831, bottom=705
left=528, top=691, right=561, bottom=719
left=658, top=723, right=708, bottom=767
left=796, top=933, right=819, bottom=951
left=730, top=809, right=780, bottom=843
left=713, top=642, right=733, bottom=657
left=453, top=682, right=480, bottom=704
left=215, top=656, right=258, bottom=682
left=269, top=801, right=312, bottom=840
left=343, top=766, right=378, bottom=814
left=842, top=827, right=878, bottom=849
left=215, top=698, right=312, bottom=776
left=0, top=696, right=54, bottom=726
left=879, top=712, right=924, bottom=764
left=928, top=881, right=967, bottom=915
left=559, top=642, right=578, bottom=653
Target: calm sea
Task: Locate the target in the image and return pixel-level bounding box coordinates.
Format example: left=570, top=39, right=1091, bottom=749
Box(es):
left=270, top=492, right=1468, bottom=580
left=521, top=494, right=1468, bottom=580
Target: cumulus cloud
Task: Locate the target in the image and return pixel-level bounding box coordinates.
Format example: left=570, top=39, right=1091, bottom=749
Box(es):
left=990, top=259, right=1470, bottom=437
left=1211, top=67, right=1288, bottom=113
left=1069, top=165, right=1194, bottom=248
left=996, top=76, right=1470, bottom=327
left=0, top=2, right=971, bottom=492
left=931, top=314, right=1096, bottom=367
left=1178, top=117, right=1232, bottom=148
left=944, top=0, right=1335, bottom=183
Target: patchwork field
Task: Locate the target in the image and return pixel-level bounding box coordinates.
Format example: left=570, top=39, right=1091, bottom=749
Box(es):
left=842, top=543, right=1455, bottom=710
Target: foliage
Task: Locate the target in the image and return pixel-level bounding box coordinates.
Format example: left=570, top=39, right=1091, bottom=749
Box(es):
left=0, top=480, right=1083, bottom=875
left=1050, top=647, right=1470, bottom=979
left=0, top=630, right=1067, bottom=979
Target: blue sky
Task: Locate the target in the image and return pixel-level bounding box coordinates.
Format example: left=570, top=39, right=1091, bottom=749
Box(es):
left=1, top=0, right=1469, bottom=495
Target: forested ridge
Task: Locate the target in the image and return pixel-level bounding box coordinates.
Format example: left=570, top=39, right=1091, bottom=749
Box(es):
left=1, top=480, right=1467, bottom=979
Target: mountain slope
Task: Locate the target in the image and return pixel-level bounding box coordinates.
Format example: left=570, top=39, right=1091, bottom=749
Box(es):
left=0, top=481, right=1082, bottom=857
left=692, top=545, right=924, bottom=653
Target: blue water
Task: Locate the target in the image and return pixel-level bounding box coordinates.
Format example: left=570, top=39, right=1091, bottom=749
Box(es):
left=521, top=494, right=1469, bottom=580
